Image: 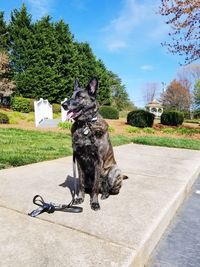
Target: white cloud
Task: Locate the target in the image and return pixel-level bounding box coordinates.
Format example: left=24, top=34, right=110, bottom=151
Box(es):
left=102, top=0, right=148, bottom=52
left=26, top=0, right=55, bottom=19
left=140, top=65, right=154, bottom=71
left=101, top=0, right=168, bottom=52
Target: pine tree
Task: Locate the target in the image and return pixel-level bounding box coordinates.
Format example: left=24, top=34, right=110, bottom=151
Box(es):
left=54, top=19, right=79, bottom=101
left=8, top=4, right=33, bottom=96
left=0, top=12, right=8, bottom=51
left=108, top=71, right=131, bottom=110
left=95, top=59, right=112, bottom=105
left=5, top=4, right=130, bottom=106
left=75, top=42, right=97, bottom=86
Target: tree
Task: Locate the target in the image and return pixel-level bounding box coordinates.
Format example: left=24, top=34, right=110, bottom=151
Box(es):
left=74, top=43, right=112, bottom=105
left=108, top=71, right=131, bottom=110
left=0, top=12, right=14, bottom=98
left=177, top=64, right=200, bottom=84
left=193, top=80, right=200, bottom=109
left=159, top=0, right=200, bottom=64
left=95, top=59, right=112, bottom=105
left=4, top=4, right=130, bottom=105
left=0, top=12, right=8, bottom=51
left=142, top=82, right=159, bottom=105
left=161, top=79, right=192, bottom=112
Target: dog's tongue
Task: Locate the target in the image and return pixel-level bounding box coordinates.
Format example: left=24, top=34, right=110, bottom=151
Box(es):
left=66, top=111, right=74, bottom=119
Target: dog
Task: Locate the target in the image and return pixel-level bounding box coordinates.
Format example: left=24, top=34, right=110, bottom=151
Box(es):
left=62, top=77, right=127, bottom=210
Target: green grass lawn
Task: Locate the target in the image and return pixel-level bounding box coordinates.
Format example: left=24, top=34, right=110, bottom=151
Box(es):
left=0, top=128, right=72, bottom=169
left=1, top=128, right=200, bottom=169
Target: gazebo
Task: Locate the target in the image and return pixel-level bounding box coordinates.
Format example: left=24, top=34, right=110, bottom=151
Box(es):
left=146, top=99, right=163, bottom=117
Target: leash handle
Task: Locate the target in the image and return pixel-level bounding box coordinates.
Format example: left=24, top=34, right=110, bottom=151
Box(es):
left=28, top=195, right=83, bottom=217
left=29, top=195, right=55, bottom=217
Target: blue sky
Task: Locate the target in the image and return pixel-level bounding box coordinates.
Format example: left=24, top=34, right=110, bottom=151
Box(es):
left=0, top=0, right=186, bottom=107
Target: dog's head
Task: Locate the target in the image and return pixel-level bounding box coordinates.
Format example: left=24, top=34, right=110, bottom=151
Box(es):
left=62, top=77, right=99, bottom=121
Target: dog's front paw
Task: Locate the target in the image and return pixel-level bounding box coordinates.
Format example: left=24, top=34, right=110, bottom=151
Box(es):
left=101, top=192, right=110, bottom=200
left=91, top=202, right=100, bottom=211
left=73, top=197, right=84, bottom=205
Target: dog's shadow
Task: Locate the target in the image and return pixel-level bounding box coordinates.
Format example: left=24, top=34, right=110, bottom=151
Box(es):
left=59, top=175, right=80, bottom=199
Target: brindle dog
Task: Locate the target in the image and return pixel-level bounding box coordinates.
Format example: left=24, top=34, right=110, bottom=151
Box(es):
left=62, top=77, right=127, bottom=211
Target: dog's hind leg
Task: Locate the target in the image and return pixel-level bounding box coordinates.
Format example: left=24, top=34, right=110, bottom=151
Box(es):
left=108, top=165, right=124, bottom=195
left=73, top=161, right=85, bottom=205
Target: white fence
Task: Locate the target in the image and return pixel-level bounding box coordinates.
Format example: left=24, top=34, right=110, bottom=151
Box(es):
left=34, top=98, right=53, bottom=126
left=61, top=98, right=68, bottom=122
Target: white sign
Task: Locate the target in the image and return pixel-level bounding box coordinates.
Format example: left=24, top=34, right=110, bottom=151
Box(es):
left=34, top=98, right=53, bottom=127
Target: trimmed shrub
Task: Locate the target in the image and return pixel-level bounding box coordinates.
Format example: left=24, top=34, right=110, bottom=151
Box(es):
left=161, top=111, right=184, bottom=126
left=0, top=112, right=9, bottom=124
left=127, top=109, right=155, bottom=128
left=99, top=106, right=119, bottom=119
left=11, top=97, right=31, bottom=113
left=53, top=103, right=61, bottom=113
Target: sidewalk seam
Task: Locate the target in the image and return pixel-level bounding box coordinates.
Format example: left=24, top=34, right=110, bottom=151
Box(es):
left=0, top=204, right=136, bottom=251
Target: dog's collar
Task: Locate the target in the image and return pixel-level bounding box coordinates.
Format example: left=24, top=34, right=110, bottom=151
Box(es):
left=82, top=116, right=97, bottom=135
left=90, top=116, right=97, bottom=122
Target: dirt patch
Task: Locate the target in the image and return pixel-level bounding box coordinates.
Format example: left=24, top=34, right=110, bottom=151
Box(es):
left=0, top=110, right=200, bottom=140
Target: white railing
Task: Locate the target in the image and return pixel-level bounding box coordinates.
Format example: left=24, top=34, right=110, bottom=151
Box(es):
left=61, top=98, right=68, bottom=122
left=34, top=98, right=53, bottom=127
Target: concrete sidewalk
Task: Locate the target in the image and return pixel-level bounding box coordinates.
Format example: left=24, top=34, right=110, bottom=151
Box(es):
left=0, top=144, right=200, bottom=267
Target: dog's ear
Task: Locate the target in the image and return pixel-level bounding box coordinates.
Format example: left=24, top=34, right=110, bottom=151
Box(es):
left=86, top=77, right=98, bottom=96
left=74, top=79, right=80, bottom=91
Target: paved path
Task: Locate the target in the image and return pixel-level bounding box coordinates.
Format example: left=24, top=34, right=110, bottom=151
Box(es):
left=148, top=176, right=200, bottom=267
left=0, top=144, right=200, bottom=267
left=38, top=118, right=61, bottom=128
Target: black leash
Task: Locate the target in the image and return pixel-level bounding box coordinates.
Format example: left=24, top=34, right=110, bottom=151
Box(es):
left=28, top=194, right=83, bottom=217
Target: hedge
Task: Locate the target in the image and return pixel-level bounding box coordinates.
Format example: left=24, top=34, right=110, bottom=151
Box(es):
left=11, top=97, right=32, bottom=113
left=127, top=109, right=155, bottom=128
left=99, top=106, right=119, bottom=119
left=161, top=111, right=184, bottom=126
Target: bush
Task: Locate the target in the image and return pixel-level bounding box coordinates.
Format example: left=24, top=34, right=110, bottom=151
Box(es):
left=127, top=109, right=155, bottom=128
left=11, top=97, right=31, bottom=113
left=0, top=112, right=9, bottom=124
left=193, top=110, right=200, bottom=119
left=53, top=103, right=61, bottom=113
left=99, top=106, right=119, bottom=119
left=161, top=111, right=184, bottom=126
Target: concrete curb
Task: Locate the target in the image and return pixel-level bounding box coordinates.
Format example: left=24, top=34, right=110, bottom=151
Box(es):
left=132, top=167, right=200, bottom=267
